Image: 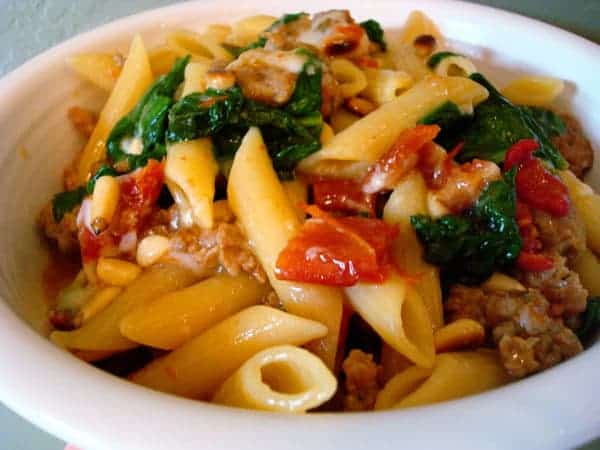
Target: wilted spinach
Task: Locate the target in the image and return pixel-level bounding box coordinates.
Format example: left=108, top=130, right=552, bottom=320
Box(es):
left=577, top=297, right=600, bottom=344
left=106, top=55, right=190, bottom=172
left=360, top=19, right=387, bottom=51
left=52, top=187, right=87, bottom=222
left=427, top=51, right=460, bottom=69
left=411, top=169, right=521, bottom=287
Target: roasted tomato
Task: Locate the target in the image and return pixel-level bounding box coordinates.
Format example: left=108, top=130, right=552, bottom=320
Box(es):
left=312, top=179, right=376, bottom=216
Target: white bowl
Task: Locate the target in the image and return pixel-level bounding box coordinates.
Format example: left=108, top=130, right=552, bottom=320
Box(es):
left=0, top=1, right=599, bottom=449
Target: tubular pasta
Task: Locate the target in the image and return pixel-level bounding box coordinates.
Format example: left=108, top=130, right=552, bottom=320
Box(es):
left=166, top=29, right=233, bottom=63
left=297, top=76, right=489, bottom=177
left=227, top=127, right=343, bottom=369
left=181, top=61, right=211, bottom=96
left=375, top=351, right=509, bottom=410
left=433, top=55, right=477, bottom=78
left=383, top=171, right=444, bottom=329
left=501, top=76, right=564, bottom=106
left=212, top=345, right=337, bottom=412
left=330, top=109, right=360, bottom=133
left=130, top=305, right=328, bottom=399
left=50, top=264, right=197, bottom=351
left=165, top=139, right=218, bottom=229
left=361, top=68, right=413, bottom=105
left=76, top=34, right=154, bottom=183
left=226, top=15, right=277, bottom=47
left=148, top=46, right=179, bottom=76
left=120, top=273, right=270, bottom=350
left=282, top=179, right=308, bottom=222
left=573, top=249, right=600, bottom=297
left=329, top=58, right=368, bottom=98
left=344, top=274, right=435, bottom=368
left=68, top=53, right=121, bottom=92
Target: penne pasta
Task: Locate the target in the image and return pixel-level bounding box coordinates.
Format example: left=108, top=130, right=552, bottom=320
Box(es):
left=361, top=68, right=413, bottom=105
left=180, top=61, right=211, bottom=97
left=344, top=274, right=435, bottom=368
left=166, top=29, right=233, bottom=63
left=130, top=305, right=328, bottom=399
left=50, top=264, right=197, bottom=351
left=68, top=53, right=122, bottom=92
left=96, top=257, right=141, bottom=286
left=120, top=273, right=270, bottom=350
left=330, top=109, right=361, bottom=133
left=148, top=45, right=179, bottom=76
left=560, top=170, right=600, bottom=256
left=212, top=345, right=337, bottom=412
left=501, top=76, right=564, bottom=106
left=165, top=139, right=219, bottom=229
left=383, top=171, right=444, bottom=329
left=282, top=179, right=308, bottom=222
left=434, top=319, right=486, bottom=353
left=227, top=128, right=343, bottom=369
left=573, top=249, right=600, bottom=297
left=225, top=15, right=277, bottom=47
left=297, top=76, right=488, bottom=176
left=76, top=35, right=154, bottom=183
left=375, top=351, right=509, bottom=410
left=433, top=55, right=477, bottom=78
left=329, top=59, right=368, bottom=98
left=380, top=344, right=413, bottom=384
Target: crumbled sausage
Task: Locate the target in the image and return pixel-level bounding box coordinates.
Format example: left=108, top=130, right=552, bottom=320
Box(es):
left=446, top=284, right=583, bottom=378
left=531, top=207, right=586, bottom=263
left=553, top=114, right=594, bottom=179
left=216, top=223, right=267, bottom=283
left=342, top=349, right=381, bottom=411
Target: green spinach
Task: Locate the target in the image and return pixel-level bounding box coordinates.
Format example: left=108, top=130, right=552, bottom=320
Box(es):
left=411, top=169, right=521, bottom=287
left=427, top=51, right=459, bottom=69
left=52, top=187, right=87, bottom=222
left=106, top=55, right=190, bottom=172
left=360, top=19, right=387, bottom=51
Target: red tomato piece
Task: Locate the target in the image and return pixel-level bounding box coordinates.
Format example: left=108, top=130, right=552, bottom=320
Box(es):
left=312, top=179, right=376, bottom=216
left=516, top=158, right=570, bottom=217
left=503, top=138, right=538, bottom=170
left=517, top=251, right=554, bottom=272
left=362, top=124, right=441, bottom=194
left=275, top=207, right=399, bottom=286
left=354, top=55, right=379, bottom=68
left=79, top=160, right=165, bottom=262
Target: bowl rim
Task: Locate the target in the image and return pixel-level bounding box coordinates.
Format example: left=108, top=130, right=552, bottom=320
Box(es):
left=1, top=1, right=599, bottom=449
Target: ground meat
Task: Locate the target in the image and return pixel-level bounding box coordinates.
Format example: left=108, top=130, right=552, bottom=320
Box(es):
left=446, top=284, right=583, bottom=378
left=227, top=49, right=299, bottom=106
left=342, top=349, right=381, bottom=411
left=516, top=254, right=588, bottom=317
left=264, top=14, right=312, bottom=51
left=38, top=202, right=80, bottom=253
left=143, top=205, right=266, bottom=283
left=553, top=114, right=594, bottom=179
left=531, top=207, right=586, bottom=263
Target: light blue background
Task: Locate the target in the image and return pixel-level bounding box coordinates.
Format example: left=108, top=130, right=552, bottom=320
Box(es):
left=0, top=0, right=598, bottom=449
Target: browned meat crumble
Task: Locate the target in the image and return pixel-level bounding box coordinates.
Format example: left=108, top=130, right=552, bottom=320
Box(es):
left=342, top=349, right=381, bottom=411
left=553, top=114, right=594, bottom=179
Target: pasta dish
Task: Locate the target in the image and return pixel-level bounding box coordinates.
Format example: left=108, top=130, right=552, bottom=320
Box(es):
left=38, top=9, right=600, bottom=413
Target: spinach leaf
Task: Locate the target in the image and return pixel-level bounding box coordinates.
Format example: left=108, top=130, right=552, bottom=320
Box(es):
left=268, top=12, right=308, bottom=30
left=360, top=19, right=387, bottom=51
left=418, top=73, right=567, bottom=169
left=411, top=169, right=521, bottom=287
left=52, top=187, right=87, bottom=222
left=106, top=55, right=190, bottom=172
left=577, top=297, right=600, bottom=344
left=167, top=53, right=322, bottom=178
left=427, top=51, right=459, bottom=69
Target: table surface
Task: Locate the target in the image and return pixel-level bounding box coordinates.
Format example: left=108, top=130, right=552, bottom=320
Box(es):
left=0, top=0, right=599, bottom=449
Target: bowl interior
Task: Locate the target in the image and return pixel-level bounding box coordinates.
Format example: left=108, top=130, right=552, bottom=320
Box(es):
left=0, top=1, right=599, bottom=449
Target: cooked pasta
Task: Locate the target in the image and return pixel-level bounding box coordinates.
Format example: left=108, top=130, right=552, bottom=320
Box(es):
left=39, top=8, right=598, bottom=415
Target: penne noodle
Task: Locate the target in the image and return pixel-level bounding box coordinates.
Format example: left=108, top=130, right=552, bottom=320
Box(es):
left=329, top=58, right=368, bottom=98
left=120, top=273, right=270, bottom=350
left=330, top=109, right=361, bottom=133
left=130, top=305, right=328, bottom=399
left=68, top=53, right=122, bottom=92
left=383, top=171, right=444, bottom=329
left=501, top=76, right=564, bottom=107
left=560, top=170, right=600, bottom=257
left=228, top=127, right=343, bottom=369
left=76, top=34, right=153, bottom=184
left=297, top=75, right=488, bottom=176
left=380, top=344, right=413, bottom=384
left=361, top=68, right=413, bottom=105
left=96, top=257, right=141, bottom=287
left=573, top=249, right=600, bottom=297
left=181, top=61, right=211, bottom=97
left=345, top=273, right=435, bottom=368
left=166, top=29, right=233, bottom=63
left=434, top=319, right=486, bottom=353
left=50, top=264, right=197, bottom=351
left=165, top=139, right=219, bottom=229
left=375, top=351, right=509, bottom=410
left=225, top=15, right=277, bottom=47
left=212, top=345, right=337, bottom=412
left=148, top=45, right=179, bottom=76
left=282, top=179, right=308, bottom=222
left=433, top=55, right=477, bottom=78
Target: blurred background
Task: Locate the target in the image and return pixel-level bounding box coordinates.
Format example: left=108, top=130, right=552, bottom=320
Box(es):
left=0, top=0, right=598, bottom=448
